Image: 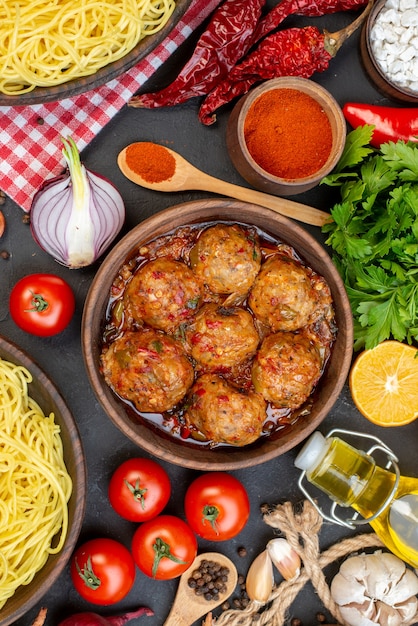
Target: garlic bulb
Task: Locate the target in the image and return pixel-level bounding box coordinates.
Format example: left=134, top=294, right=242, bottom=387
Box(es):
left=267, top=538, right=301, bottom=580
left=246, top=550, right=274, bottom=604
left=330, top=551, right=418, bottom=626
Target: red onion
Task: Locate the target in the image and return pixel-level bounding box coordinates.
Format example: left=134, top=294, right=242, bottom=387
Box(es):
left=30, top=137, right=125, bottom=269
left=58, top=606, right=153, bottom=625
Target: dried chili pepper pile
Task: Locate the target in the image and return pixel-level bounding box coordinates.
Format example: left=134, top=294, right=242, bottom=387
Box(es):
left=129, top=0, right=372, bottom=125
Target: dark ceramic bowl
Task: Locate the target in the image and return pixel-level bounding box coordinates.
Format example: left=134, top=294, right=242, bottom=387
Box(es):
left=82, top=199, right=353, bottom=471
left=0, top=0, right=192, bottom=106
left=226, top=77, right=346, bottom=197
left=360, top=0, right=418, bottom=103
left=0, top=335, right=86, bottom=626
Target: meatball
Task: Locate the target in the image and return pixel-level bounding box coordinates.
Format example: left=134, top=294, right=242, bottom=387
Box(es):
left=249, top=254, right=316, bottom=332
left=101, top=329, right=194, bottom=413
left=190, top=224, right=261, bottom=295
left=185, top=303, right=259, bottom=371
left=124, top=257, right=202, bottom=333
left=185, top=374, right=266, bottom=446
left=251, top=331, right=322, bottom=409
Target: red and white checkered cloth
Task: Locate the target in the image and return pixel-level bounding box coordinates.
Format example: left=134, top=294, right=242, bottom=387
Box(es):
left=0, top=0, right=222, bottom=212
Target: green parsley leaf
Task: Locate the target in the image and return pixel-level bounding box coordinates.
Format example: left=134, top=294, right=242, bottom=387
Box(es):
left=322, top=128, right=418, bottom=350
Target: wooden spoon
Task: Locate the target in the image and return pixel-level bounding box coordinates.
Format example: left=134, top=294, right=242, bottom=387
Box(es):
left=117, top=143, right=331, bottom=228
left=163, top=552, right=238, bottom=626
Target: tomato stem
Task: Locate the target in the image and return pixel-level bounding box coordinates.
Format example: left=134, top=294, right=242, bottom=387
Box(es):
left=152, top=537, right=187, bottom=578
left=75, top=556, right=101, bottom=590
left=124, top=478, right=147, bottom=510
left=202, top=505, right=220, bottom=534
left=25, top=291, right=49, bottom=313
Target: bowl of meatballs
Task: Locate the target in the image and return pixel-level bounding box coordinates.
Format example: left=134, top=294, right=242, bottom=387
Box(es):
left=82, top=199, right=353, bottom=470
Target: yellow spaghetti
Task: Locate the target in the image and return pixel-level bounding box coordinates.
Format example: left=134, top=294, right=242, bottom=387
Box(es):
left=0, top=357, right=72, bottom=609
left=0, top=0, right=177, bottom=95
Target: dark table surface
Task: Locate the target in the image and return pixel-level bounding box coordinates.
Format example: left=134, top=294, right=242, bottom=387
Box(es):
left=1, top=3, right=418, bottom=626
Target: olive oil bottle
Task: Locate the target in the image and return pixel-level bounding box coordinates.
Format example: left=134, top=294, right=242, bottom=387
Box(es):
left=295, top=429, right=418, bottom=567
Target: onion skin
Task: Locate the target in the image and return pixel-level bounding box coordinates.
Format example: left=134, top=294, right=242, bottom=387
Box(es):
left=30, top=137, right=125, bottom=270
left=58, top=606, right=153, bottom=625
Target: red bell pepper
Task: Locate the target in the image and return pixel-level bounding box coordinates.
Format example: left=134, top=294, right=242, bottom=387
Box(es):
left=343, top=102, right=418, bottom=147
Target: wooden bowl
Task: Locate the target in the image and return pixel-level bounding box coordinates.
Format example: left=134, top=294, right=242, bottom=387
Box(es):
left=0, top=335, right=86, bottom=626
left=226, top=77, right=346, bottom=197
left=0, top=0, right=192, bottom=106
left=360, top=0, right=418, bottom=103
left=82, top=199, right=353, bottom=470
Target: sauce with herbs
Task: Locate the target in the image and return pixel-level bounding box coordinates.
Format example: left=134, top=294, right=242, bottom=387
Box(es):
left=100, top=221, right=337, bottom=449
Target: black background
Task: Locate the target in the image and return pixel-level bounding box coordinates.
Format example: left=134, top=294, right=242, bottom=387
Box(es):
left=1, top=2, right=418, bottom=625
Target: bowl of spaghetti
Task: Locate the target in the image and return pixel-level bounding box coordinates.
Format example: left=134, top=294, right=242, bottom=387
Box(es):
left=0, top=335, right=86, bottom=626
left=0, top=0, right=192, bottom=105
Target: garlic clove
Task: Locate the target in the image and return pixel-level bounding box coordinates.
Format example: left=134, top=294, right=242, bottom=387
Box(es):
left=245, top=549, right=274, bottom=604
left=266, top=538, right=301, bottom=580
left=339, top=604, right=379, bottom=626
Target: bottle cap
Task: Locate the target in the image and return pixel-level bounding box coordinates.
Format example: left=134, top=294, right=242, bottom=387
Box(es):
left=294, top=431, right=327, bottom=471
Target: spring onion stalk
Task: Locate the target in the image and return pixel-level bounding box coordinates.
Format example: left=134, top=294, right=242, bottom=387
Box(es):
left=30, top=136, right=125, bottom=269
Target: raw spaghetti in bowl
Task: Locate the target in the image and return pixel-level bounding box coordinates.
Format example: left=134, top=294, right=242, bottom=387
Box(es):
left=0, top=0, right=192, bottom=106
left=0, top=335, right=86, bottom=626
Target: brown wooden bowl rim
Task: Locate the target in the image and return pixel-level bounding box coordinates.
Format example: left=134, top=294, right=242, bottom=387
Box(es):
left=0, top=334, right=87, bottom=626
left=0, top=0, right=192, bottom=106
left=82, top=198, right=354, bottom=470
left=230, top=77, right=347, bottom=186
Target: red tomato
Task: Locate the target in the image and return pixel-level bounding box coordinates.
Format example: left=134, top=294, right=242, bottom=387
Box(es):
left=9, top=273, right=75, bottom=337
left=108, top=458, right=171, bottom=522
left=184, top=472, right=250, bottom=541
left=131, top=515, right=197, bottom=580
left=70, top=538, right=135, bottom=605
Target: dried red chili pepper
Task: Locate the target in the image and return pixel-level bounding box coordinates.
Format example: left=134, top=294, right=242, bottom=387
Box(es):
left=343, top=102, right=418, bottom=147
left=253, top=0, right=370, bottom=42
left=129, top=0, right=266, bottom=109
left=198, top=1, right=373, bottom=126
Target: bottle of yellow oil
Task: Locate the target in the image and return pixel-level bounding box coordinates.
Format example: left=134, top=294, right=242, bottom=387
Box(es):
left=294, top=428, right=418, bottom=567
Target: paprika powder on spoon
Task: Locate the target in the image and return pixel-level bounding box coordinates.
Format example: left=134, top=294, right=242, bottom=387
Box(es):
left=124, top=142, right=176, bottom=183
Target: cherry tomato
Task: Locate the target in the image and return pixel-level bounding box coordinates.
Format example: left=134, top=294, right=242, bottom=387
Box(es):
left=184, top=472, right=250, bottom=541
left=108, top=458, right=171, bottom=522
left=9, top=273, right=75, bottom=337
left=70, top=538, right=135, bottom=605
left=131, top=515, right=197, bottom=580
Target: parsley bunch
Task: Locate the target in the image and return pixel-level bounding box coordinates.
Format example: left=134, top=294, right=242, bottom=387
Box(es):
left=322, top=125, right=418, bottom=351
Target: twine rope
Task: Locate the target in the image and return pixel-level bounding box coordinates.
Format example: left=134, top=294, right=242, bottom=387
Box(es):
left=212, top=499, right=418, bottom=626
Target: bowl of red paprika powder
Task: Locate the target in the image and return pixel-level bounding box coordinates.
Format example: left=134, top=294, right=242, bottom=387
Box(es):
left=226, top=77, right=346, bottom=196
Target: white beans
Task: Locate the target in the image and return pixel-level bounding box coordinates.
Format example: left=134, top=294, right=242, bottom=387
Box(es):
left=370, top=0, right=418, bottom=93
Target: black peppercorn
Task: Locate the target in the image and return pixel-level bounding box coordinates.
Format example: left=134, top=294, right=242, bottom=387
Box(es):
left=187, top=559, right=230, bottom=602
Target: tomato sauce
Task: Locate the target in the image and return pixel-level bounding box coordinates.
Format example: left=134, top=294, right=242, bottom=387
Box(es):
left=100, top=221, right=337, bottom=449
